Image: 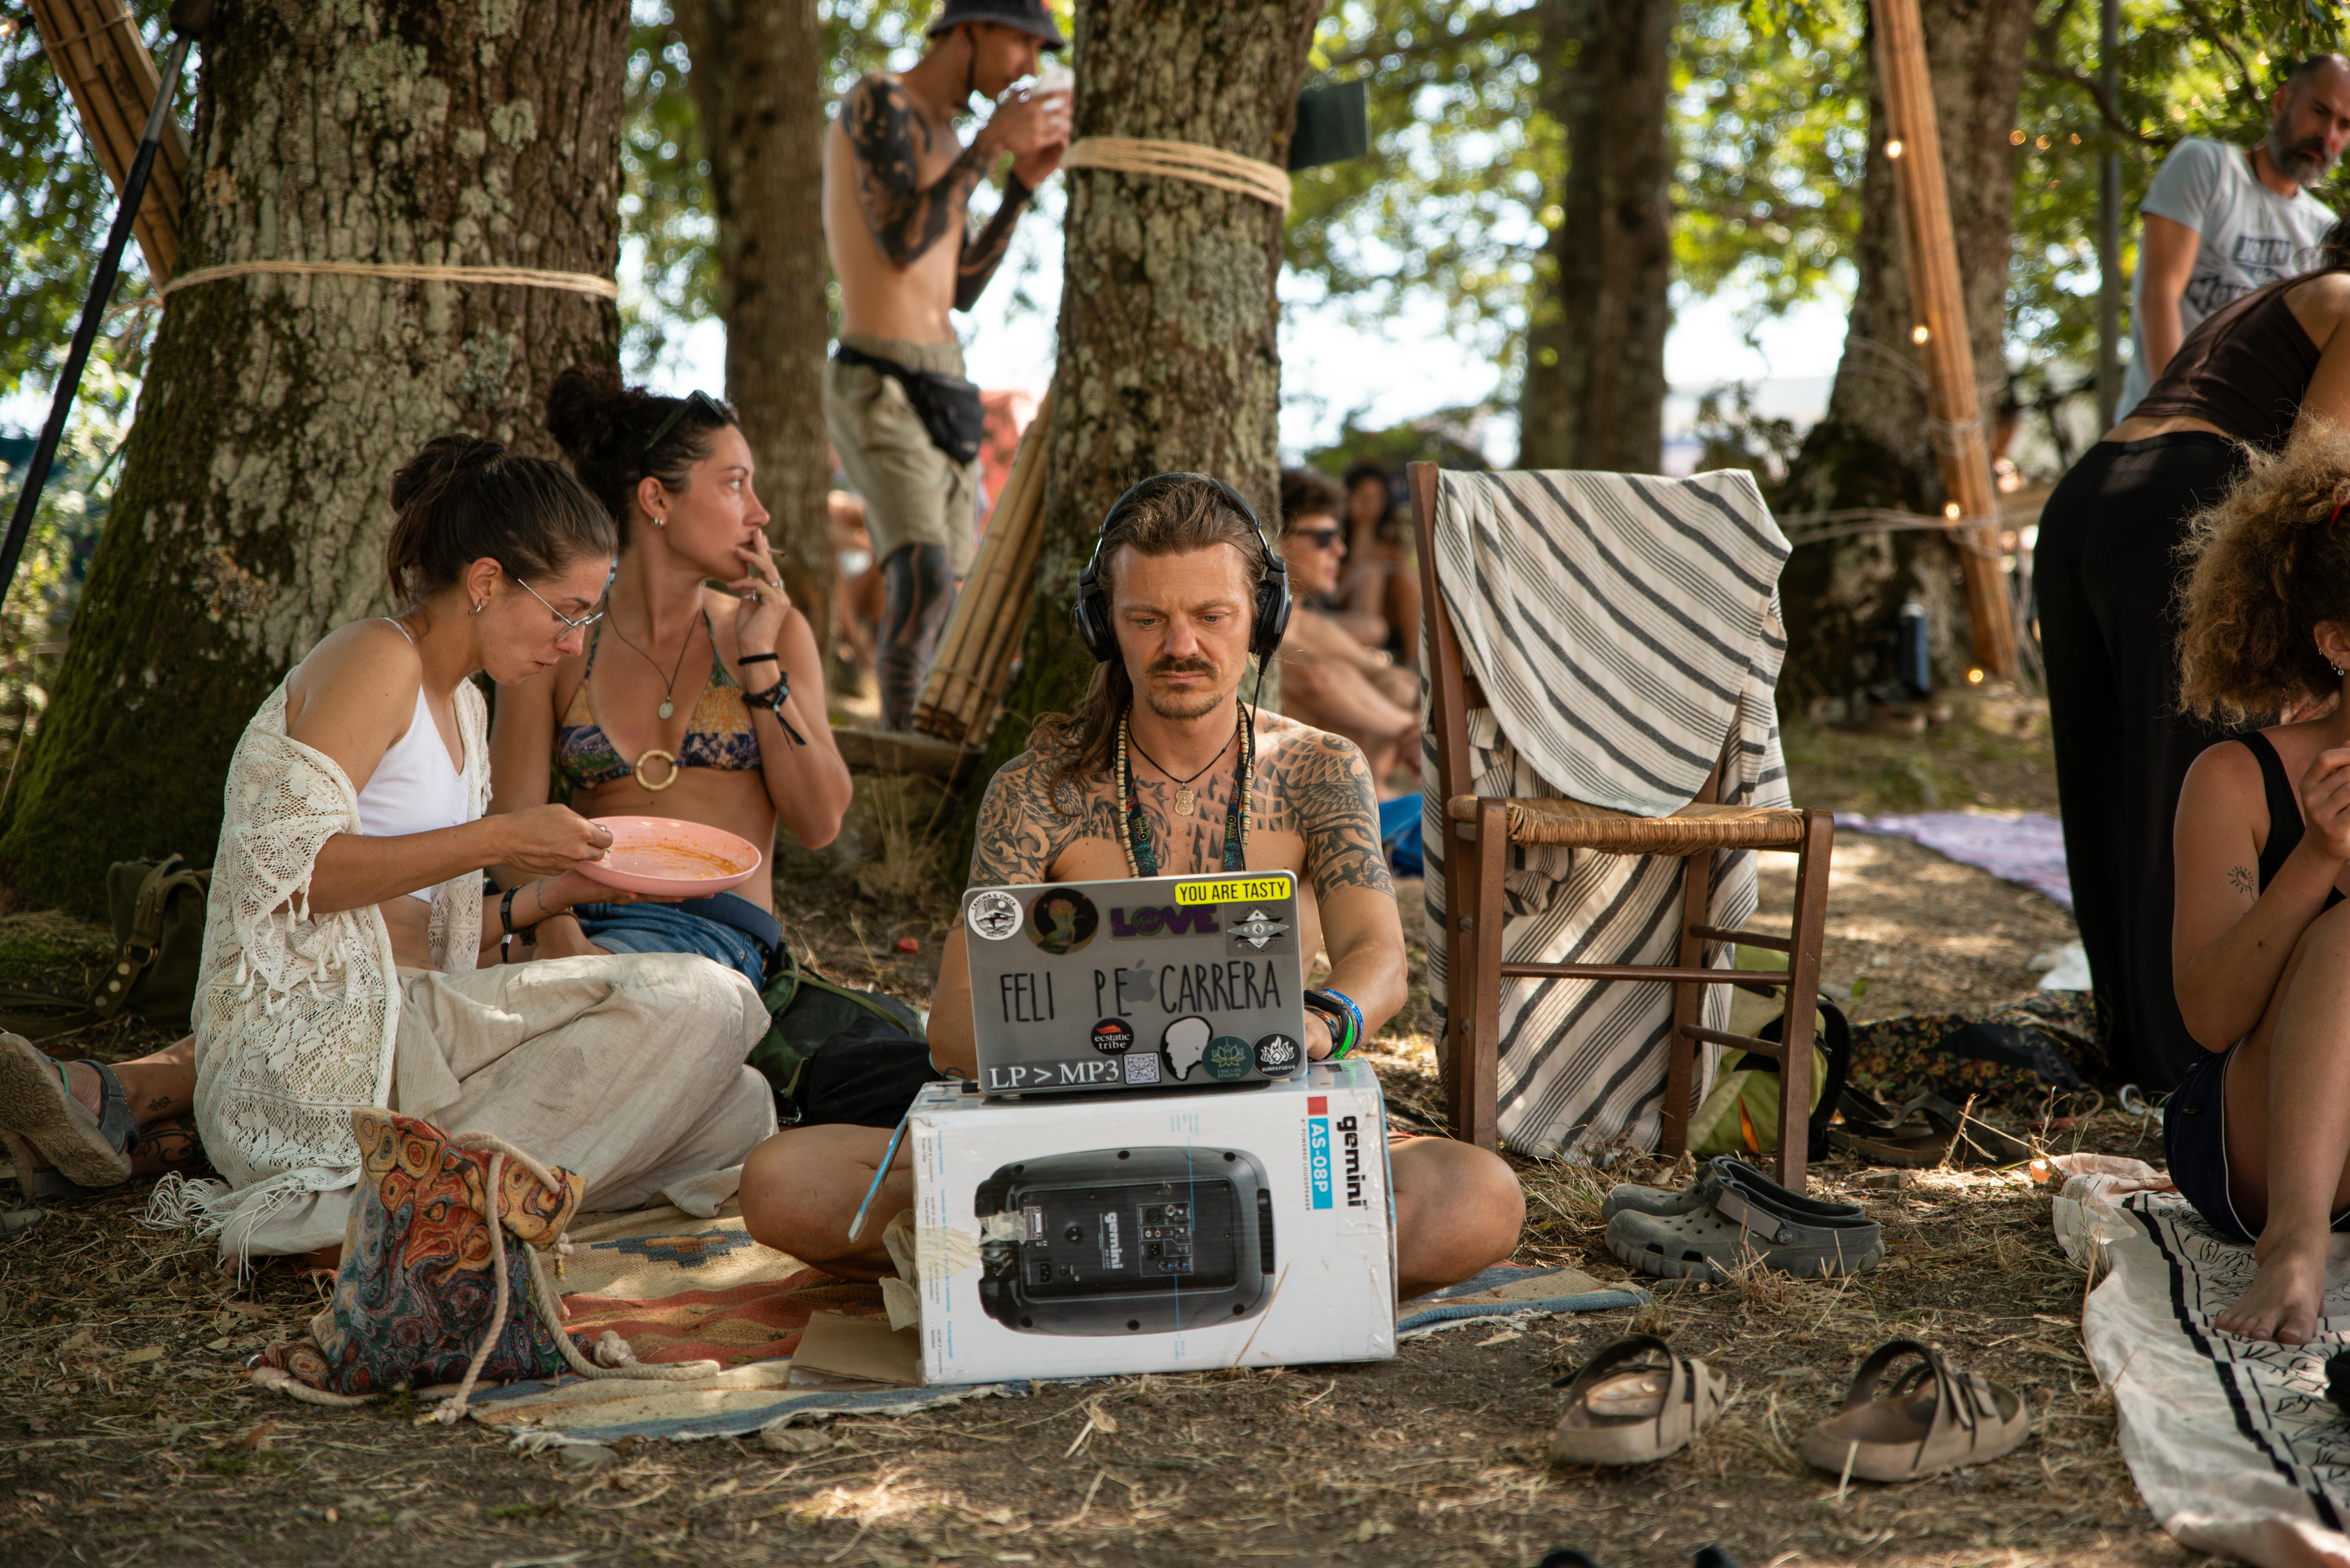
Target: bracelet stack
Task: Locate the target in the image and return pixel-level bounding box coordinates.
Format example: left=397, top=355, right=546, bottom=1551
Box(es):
left=740, top=662, right=806, bottom=744
left=1304, top=988, right=1364, bottom=1059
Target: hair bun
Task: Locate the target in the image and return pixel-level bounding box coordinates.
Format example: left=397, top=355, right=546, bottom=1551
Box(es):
left=390, top=435, right=503, bottom=513
left=546, top=366, right=641, bottom=467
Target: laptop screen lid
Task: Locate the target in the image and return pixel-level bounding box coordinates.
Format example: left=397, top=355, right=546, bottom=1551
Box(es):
left=961, top=872, right=1311, bottom=1096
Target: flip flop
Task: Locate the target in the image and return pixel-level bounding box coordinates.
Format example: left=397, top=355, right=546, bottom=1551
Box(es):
left=1606, top=1158, right=1882, bottom=1280
left=0, top=1038, right=132, bottom=1189
left=1550, top=1334, right=1726, bottom=1466
left=1797, top=1339, right=2030, bottom=1481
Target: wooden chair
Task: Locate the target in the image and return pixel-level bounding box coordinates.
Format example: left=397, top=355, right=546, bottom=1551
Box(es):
left=1407, top=461, right=1834, bottom=1190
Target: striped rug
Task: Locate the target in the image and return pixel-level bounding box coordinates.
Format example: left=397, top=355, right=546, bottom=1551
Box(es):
left=1422, top=468, right=1794, bottom=1161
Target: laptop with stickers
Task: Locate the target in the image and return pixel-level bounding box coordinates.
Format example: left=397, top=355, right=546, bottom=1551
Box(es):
left=960, top=872, right=1312, bottom=1097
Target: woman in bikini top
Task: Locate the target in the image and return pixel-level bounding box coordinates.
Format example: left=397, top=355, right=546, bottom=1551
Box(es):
left=489, top=371, right=852, bottom=980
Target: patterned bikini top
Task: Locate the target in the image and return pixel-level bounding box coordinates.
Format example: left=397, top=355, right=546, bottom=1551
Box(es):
left=555, top=612, right=761, bottom=792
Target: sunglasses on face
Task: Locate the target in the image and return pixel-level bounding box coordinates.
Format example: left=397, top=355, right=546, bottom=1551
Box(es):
left=1292, top=527, right=1345, bottom=550
left=641, top=389, right=731, bottom=457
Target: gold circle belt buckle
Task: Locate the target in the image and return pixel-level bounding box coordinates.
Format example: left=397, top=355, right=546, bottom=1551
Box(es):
left=634, top=748, right=680, bottom=792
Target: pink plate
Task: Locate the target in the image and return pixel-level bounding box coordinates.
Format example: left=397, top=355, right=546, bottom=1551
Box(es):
left=576, top=816, right=763, bottom=898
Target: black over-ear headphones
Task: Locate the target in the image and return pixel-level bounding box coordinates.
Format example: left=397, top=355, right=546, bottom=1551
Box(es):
left=1072, top=472, right=1292, bottom=664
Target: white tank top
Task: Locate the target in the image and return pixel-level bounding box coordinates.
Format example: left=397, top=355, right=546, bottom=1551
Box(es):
left=354, top=622, right=470, bottom=902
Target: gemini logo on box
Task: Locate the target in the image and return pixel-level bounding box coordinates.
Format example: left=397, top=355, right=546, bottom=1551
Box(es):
left=1305, top=1096, right=1370, bottom=1212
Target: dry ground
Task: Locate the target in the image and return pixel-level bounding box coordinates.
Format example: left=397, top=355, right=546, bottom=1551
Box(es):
left=3, top=696, right=2209, bottom=1568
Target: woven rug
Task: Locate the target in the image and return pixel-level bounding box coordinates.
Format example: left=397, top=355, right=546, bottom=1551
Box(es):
left=1839, top=809, right=2072, bottom=909
left=2058, top=1162, right=2350, bottom=1566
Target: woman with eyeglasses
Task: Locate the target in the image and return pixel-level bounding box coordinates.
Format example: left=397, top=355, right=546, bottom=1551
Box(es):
left=491, top=370, right=852, bottom=990
left=65, top=437, right=777, bottom=1263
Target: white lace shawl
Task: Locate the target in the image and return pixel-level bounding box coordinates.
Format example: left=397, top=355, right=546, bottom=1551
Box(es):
left=168, top=677, right=488, bottom=1256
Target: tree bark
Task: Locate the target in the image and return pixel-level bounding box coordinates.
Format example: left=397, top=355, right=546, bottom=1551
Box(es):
left=674, top=0, right=833, bottom=685
left=967, top=0, right=1319, bottom=827
left=1518, top=0, right=1674, bottom=473
left=0, top=0, right=627, bottom=915
left=1774, top=0, right=2031, bottom=705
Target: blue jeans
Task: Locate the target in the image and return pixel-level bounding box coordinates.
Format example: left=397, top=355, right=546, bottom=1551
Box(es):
left=573, top=894, right=771, bottom=990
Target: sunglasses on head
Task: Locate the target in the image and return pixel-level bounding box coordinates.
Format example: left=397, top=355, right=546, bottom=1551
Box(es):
left=641, top=389, right=730, bottom=458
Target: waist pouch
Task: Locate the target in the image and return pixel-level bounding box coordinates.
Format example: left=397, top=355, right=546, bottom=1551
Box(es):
left=835, top=343, right=985, bottom=465
left=672, top=891, right=785, bottom=965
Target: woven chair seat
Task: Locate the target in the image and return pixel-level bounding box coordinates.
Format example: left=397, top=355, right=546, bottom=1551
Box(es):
left=1445, top=794, right=1810, bottom=852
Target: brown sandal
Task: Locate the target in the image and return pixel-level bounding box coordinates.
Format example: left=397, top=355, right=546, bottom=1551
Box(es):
left=1550, top=1334, right=1726, bottom=1467
left=1798, top=1339, right=2029, bottom=1481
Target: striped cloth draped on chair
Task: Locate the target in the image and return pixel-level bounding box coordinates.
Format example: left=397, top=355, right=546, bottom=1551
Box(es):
left=1420, top=468, right=1794, bottom=1160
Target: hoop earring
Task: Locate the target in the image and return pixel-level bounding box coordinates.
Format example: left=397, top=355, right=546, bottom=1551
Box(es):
left=470, top=599, right=486, bottom=616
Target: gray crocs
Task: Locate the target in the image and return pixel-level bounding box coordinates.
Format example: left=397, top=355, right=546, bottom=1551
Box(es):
left=1607, top=1161, right=1882, bottom=1280
left=0, top=1037, right=132, bottom=1189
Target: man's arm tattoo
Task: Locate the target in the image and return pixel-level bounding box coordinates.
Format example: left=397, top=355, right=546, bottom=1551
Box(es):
left=967, top=750, right=1112, bottom=889
left=2228, top=863, right=2256, bottom=897
left=954, top=175, right=1033, bottom=312
left=1266, top=733, right=1397, bottom=903
left=845, top=77, right=990, bottom=268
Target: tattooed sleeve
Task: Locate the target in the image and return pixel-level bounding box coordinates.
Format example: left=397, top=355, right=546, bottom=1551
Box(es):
left=967, top=746, right=1118, bottom=890
left=843, top=75, right=992, bottom=268
left=1267, top=731, right=1398, bottom=904
left=955, top=174, right=1034, bottom=312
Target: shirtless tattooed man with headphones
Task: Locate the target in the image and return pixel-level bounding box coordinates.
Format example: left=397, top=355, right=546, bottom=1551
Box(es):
left=738, top=475, right=1526, bottom=1300
left=823, top=0, right=1071, bottom=729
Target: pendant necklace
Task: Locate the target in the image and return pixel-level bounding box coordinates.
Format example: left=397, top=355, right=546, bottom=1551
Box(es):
left=1124, top=719, right=1239, bottom=817
left=605, top=608, right=702, bottom=720
left=1115, top=705, right=1253, bottom=877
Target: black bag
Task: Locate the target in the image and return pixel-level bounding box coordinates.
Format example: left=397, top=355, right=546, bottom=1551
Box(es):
left=834, top=343, right=986, bottom=465
left=0, top=855, right=210, bottom=1040
left=749, top=944, right=925, bottom=1122
left=790, top=1013, right=941, bottom=1129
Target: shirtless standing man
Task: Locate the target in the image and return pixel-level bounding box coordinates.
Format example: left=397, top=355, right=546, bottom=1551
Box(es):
left=739, top=476, right=1527, bottom=1299
left=823, top=0, right=1071, bottom=730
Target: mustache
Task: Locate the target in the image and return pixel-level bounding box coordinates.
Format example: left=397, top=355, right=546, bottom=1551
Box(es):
left=1145, top=657, right=1217, bottom=676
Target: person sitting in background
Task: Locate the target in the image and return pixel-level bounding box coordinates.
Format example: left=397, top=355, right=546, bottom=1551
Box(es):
left=162, top=438, right=774, bottom=1263
left=732, top=473, right=1522, bottom=1297
left=491, top=370, right=854, bottom=991
left=1274, top=467, right=1421, bottom=788
left=1333, top=460, right=1421, bottom=667
left=2170, top=423, right=2350, bottom=1343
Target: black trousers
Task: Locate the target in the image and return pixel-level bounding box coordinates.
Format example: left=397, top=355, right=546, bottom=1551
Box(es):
left=2037, top=432, right=2243, bottom=1090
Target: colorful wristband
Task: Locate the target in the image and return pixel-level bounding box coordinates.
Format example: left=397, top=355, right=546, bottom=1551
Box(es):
left=1305, top=988, right=1363, bottom=1059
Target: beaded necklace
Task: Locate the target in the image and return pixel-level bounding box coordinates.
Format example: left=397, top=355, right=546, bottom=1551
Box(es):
left=1114, top=704, right=1254, bottom=877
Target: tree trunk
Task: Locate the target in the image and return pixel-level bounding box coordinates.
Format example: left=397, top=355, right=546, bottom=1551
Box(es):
left=675, top=0, right=834, bottom=686
left=1774, top=0, right=2030, bottom=705
left=1518, top=0, right=1674, bottom=473
left=963, top=0, right=1318, bottom=842
left=0, top=0, right=626, bottom=915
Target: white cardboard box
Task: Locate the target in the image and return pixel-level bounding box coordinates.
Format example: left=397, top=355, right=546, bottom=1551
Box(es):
left=907, top=1059, right=1397, bottom=1384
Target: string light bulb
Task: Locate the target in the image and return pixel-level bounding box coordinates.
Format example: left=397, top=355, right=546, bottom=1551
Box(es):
left=1886, top=139, right=1905, bottom=159
left=1944, top=501, right=1962, bottom=519
left=1912, top=324, right=1931, bottom=344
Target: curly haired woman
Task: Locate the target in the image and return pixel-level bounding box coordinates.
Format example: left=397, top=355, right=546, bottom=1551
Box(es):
left=2172, top=420, right=2350, bottom=1341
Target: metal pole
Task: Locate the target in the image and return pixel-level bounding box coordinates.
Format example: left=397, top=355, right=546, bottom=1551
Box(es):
left=2096, top=0, right=2122, bottom=431
left=0, top=34, right=194, bottom=607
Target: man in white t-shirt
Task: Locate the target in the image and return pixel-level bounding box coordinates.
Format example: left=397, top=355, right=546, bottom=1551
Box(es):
left=2119, top=54, right=2350, bottom=417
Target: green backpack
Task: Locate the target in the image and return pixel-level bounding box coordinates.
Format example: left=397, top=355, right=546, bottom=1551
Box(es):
left=0, top=855, right=211, bottom=1040
left=747, top=942, right=921, bottom=1105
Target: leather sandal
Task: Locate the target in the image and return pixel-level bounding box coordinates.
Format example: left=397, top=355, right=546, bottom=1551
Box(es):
left=1797, top=1339, right=2030, bottom=1481
left=1607, top=1157, right=1882, bottom=1280
left=1550, top=1334, right=1726, bottom=1466
left=0, top=1039, right=133, bottom=1189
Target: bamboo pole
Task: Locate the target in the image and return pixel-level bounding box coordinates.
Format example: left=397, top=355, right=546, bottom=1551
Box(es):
left=910, top=383, right=1055, bottom=743
left=28, top=0, right=191, bottom=283
left=1868, top=0, right=2019, bottom=679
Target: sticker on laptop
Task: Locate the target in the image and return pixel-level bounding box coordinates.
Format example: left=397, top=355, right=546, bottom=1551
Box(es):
left=1174, top=874, right=1294, bottom=907
left=1026, top=886, right=1099, bottom=955
left=967, top=890, right=1023, bottom=941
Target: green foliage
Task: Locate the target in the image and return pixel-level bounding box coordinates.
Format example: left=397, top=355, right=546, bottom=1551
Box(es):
left=0, top=2, right=185, bottom=414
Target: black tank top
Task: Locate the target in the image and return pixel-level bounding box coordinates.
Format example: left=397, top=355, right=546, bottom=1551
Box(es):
left=2131, top=275, right=2322, bottom=450
left=2240, top=730, right=2346, bottom=906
